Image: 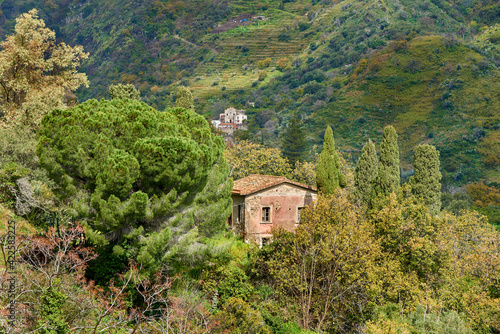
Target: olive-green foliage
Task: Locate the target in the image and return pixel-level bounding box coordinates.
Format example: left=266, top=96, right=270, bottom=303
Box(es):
left=316, top=126, right=346, bottom=194
left=409, top=144, right=442, bottom=215
left=0, top=126, right=41, bottom=207
left=215, top=266, right=254, bottom=305
left=368, top=303, right=473, bottom=334
left=355, top=139, right=378, bottom=207
left=405, top=305, right=473, bottom=334
left=202, top=237, right=255, bottom=306
left=0, top=161, right=30, bottom=205
left=108, top=84, right=141, bottom=100
left=175, top=86, right=194, bottom=111
left=256, top=300, right=309, bottom=334
left=37, top=283, right=69, bottom=334
left=259, top=192, right=380, bottom=331
left=371, top=126, right=400, bottom=204
left=441, top=192, right=472, bottom=214
left=0, top=125, right=39, bottom=170
left=0, top=125, right=58, bottom=221
left=372, top=186, right=448, bottom=282
left=217, top=297, right=271, bottom=334
left=36, top=98, right=231, bottom=269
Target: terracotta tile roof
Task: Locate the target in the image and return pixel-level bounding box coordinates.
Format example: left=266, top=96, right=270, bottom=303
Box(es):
left=232, top=174, right=316, bottom=195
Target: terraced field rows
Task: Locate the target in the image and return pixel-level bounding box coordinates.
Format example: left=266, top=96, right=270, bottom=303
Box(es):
left=203, top=27, right=311, bottom=70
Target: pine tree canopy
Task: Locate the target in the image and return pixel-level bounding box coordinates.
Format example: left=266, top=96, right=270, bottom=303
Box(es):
left=355, top=139, right=378, bottom=207
left=371, top=125, right=400, bottom=203
left=409, top=144, right=442, bottom=215
left=316, top=126, right=346, bottom=195
left=36, top=98, right=232, bottom=268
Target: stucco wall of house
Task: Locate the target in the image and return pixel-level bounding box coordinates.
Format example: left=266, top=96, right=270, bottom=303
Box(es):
left=230, top=195, right=246, bottom=237
left=242, top=183, right=316, bottom=244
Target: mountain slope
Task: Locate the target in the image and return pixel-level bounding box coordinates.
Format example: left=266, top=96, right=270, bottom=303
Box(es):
left=0, top=0, right=499, bottom=185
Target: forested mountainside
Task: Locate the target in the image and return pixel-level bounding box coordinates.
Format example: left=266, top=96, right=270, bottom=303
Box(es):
left=1, top=0, right=498, bottom=185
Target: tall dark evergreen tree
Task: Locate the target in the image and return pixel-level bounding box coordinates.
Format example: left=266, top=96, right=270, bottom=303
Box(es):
left=281, top=114, right=308, bottom=166
left=371, top=125, right=400, bottom=203
left=409, top=144, right=442, bottom=214
left=355, top=139, right=378, bottom=207
left=316, top=126, right=346, bottom=195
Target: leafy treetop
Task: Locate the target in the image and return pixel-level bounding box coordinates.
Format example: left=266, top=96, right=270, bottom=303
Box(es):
left=409, top=144, right=442, bottom=215
left=0, top=9, right=88, bottom=128
left=109, top=84, right=141, bottom=100
left=355, top=139, right=378, bottom=207
left=371, top=125, right=400, bottom=205
left=316, top=126, right=346, bottom=195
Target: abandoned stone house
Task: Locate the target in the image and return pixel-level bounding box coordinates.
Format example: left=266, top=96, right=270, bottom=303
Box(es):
left=228, top=174, right=317, bottom=246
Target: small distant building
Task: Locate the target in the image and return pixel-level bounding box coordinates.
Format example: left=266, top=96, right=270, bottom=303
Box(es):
left=228, top=174, right=317, bottom=246
left=222, top=107, right=247, bottom=124
left=212, top=120, right=221, bottom=128
left=211, top=107, right=247, bottom=136
left=253, top=16, right=266, bottom=20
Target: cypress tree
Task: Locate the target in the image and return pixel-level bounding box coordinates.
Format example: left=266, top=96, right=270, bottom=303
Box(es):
left=281, top=114, right=308, bottom=165
left=354, top=139, right=378, bottom=206
left=175, top=86, right=194, bottom=111
left=316, top=126, right=346, bottom=195
left=371, top=125, right=400, bottom=202
left=409, top=144, right=442, bottom=214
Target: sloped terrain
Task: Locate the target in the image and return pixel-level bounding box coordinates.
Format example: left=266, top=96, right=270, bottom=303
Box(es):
left=0, top=0, right=498, bottom=185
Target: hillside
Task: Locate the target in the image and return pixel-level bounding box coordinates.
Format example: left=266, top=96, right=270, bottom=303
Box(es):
left=0, top=0, right=499, bottom=185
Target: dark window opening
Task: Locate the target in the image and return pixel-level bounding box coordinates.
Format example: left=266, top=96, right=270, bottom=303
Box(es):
left=262, top=207, right=270, bottom=222
left=297, top=207, right=305, bottom=222
left=238, top=204, right=243, bottom=222
left=261, top=237, right=271, bottom=246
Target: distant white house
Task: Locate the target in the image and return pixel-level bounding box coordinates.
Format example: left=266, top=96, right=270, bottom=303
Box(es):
left=212, top=107, right=248, bottom=136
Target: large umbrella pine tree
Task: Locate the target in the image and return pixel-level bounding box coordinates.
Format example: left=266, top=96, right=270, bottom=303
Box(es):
left=36, top=98, right=232, bottom=268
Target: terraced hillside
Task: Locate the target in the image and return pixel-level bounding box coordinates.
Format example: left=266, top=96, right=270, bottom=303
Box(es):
left=0, top=0, right=499, bottom=186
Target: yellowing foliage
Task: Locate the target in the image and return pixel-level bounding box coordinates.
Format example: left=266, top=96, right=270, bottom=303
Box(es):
left=225, top=140, right=292, bottom=180
left=0, top=9, right=89, bottom=128
left=466, top=182, right=500, bottom=208
left=257, top=58, right=272, bottom=69
left=276, top=57, right=291, bottom=71
left=262, top=191, right=381, bottom=331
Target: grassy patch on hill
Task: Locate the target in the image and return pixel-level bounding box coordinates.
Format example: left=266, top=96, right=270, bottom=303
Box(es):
left=331, top=34, right=499, bottom=183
